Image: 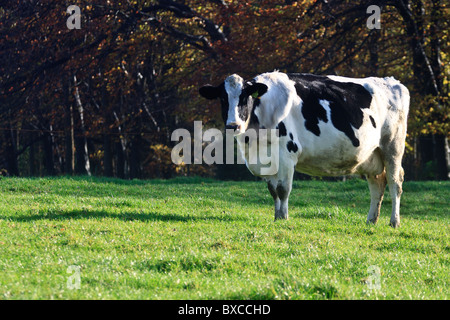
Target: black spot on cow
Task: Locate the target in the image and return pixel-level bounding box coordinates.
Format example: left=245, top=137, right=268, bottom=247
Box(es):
left=238, top=92, right=250, bottom=122
left=289, top=132, right=294, bottom=140
left=248, top=99, right=260, bottom=127
left=199, top=83, right=229, bottom=124
left=277, top=121, right=287, bottom=137
left=287, top=141, right=298, bottom=153
left=239, top=80, right=266, bottom=128
left=295, top=81, right=328, bottom=136
left=218, top=84, right=229, bottom=123
left=369, top=115, right=376, bottom=128
left=200, top=79, right=268, bottom=130
left=253, top=97, right=261, bottom=108
left=288, top=73, right=373, bottom=147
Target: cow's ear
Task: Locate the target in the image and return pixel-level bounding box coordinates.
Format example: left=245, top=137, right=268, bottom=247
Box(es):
left=199, top=85, right=221, bottom=100
left=246, top=83, right=268, bottom=99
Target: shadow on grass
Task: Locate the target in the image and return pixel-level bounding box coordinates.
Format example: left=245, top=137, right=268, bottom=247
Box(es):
left=2, top=176, right=448, bottom=222
left=0, top=209, right=248, bottom=223
left=32, top=175, right=220, bottom=186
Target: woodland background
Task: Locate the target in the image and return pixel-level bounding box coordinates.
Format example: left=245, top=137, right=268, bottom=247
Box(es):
left=0, top=0, right=448, bottom=180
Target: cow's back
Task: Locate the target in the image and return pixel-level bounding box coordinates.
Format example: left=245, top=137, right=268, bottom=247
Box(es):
left=283, top=74, right=409, bottom=176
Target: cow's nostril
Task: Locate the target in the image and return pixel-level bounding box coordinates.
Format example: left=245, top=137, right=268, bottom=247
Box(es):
left=225, top=124, right=238, bottom=130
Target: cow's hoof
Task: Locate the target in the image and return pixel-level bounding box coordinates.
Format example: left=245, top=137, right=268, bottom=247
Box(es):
left=274, top=215, right=288, bottom=221
left=366, top=218, right=378, bottom=225
left=389, top=220, right=400, bottom=228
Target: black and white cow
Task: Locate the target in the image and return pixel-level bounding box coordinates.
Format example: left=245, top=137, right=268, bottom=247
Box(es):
left=200, top=71, right=409, bottom=227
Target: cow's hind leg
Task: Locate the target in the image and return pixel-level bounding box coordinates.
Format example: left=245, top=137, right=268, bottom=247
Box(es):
left=386, top=163, right=404, bottom=228
left=382, top=134, right=406, bottom=228
left=366, top=170, right=387, bottom=225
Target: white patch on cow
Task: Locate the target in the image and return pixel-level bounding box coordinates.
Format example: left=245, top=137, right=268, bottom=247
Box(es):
left=224, top=74, right=244, bottom=131
left=252, top=71, right=301, bottom=129
left=318, top=99, right=331, bottom=121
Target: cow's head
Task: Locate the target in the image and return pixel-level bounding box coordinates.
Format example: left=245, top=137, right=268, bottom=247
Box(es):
left=199, top=74, right=268, bottom=134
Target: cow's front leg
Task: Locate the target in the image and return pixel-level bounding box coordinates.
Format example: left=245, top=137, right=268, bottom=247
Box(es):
left=276, top=180, right=291, bottom=220
left=267, top=162, right=294, bottom=220
left=267, top=181, right=281, bottom=216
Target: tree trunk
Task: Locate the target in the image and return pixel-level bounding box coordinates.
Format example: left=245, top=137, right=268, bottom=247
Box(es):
left=103, top=134, right=113, bottom=177
left=29, top=135, right=36, bottom=176
left=113, top=94, right=129, bottom=179
left=4, top=127, right=19, bottom=176
left=397, top=0, right=439, bottom=95
left=73, top=74, right=91, bottom=176
left=429, top=0, right=448, bottom=180
left=101, top=81, right=113, bottom=177
left=395, top=0, right=447, bottom=180
left=43, top=131, right=54, bottom=176
left=368, top=28, right=380, bottom=76
left=64, top=78, right=74, bottom=175
left=130, top=135, right=142, bottom=179
left=116, top=140, right=126, bottom=179
left=434, top=135, right=448, bottom=180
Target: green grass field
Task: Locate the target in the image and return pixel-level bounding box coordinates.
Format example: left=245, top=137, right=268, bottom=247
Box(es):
left=0, top=176, right=448, bottom=299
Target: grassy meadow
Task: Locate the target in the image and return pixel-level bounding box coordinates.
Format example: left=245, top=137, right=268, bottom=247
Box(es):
left=0, top=176, right=448, bottom=299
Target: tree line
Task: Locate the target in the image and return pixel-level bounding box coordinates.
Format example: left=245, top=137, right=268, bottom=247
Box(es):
left=0, top=0, right=448, bottom=180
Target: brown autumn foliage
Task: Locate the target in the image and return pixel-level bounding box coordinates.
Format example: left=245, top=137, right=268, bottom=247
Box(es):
left=0, top=0, right=448, bottom=179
